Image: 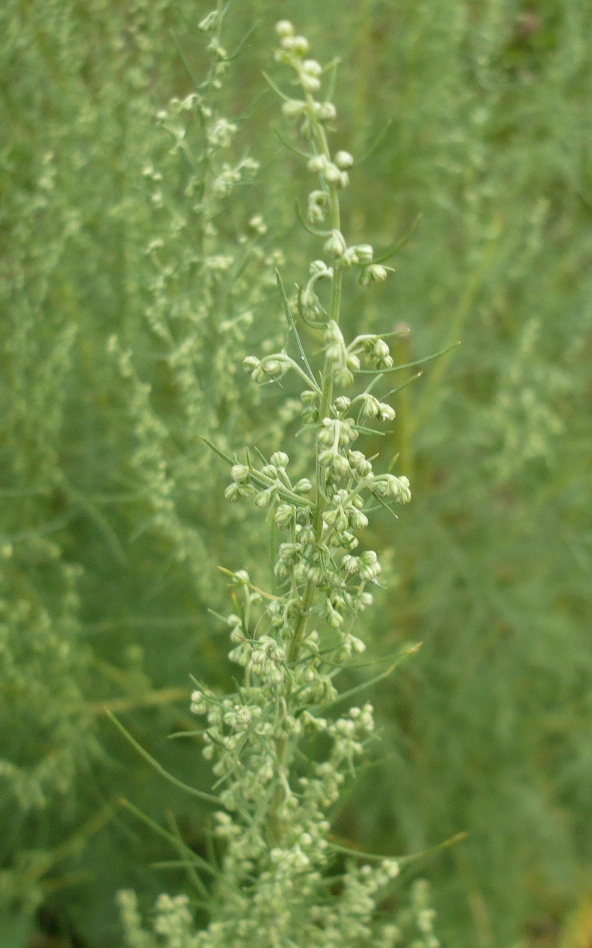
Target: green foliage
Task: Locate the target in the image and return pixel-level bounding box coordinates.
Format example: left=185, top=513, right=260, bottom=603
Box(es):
left=118, top=18, right=425, bottom=944
left=1, top=0, right=591, bottom=945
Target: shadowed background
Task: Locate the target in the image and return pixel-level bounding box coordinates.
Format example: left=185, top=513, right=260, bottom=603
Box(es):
left=1, top=1, right=591, bottom=944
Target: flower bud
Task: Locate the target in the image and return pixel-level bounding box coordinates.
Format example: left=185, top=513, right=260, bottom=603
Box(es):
left=348, top=450, right=373, bottom=477
left=190, top=689, right=207, bottom=714
left=224, top=483, right=241, bottom=502
left=301, top=73, right=321, bottom=92
left=369, top=474, right=411, bottom=503
left=292, top=35, right=309, bottom=54
left=275, top=504, right=294, bottom=528
left=282, top=99, right=306, bottom=119
left=302, top=59, right=322, bottom=76
left=368, top=263, right=388, bottom=282
left=309, top=258, right=332, bottom=278
left=308, top=154, right=329, bottom=174
left=231, top=464, right=250, bottom=483
left=316, top=101, right=337, bottom=121
left=331, top=453, right=351, bottom=478
left=379, top=402, right=396, bottom=421
left=275, top=20, right=295, bottom=38
left=243, top=355, right=260, bottom=373
left=261, top=359, right=282, bottom=378
left=270, top=451, right=289, bottom=469
left=355, top=244, right=374, bottom=263
left=307, top=195, right=328, bottom=225
left=343, top=555, right=359, bottom=575
left=324, top=230, right=347, bottom=258
left=255, top=489, right=274, bottom=508
left=283, top=34, right=309, bottom=54
left=323, top=163, right=343, bottom=184
left=335, top=150, right=354, bottom=168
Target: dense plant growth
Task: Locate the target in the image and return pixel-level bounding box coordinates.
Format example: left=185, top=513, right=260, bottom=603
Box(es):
left=116, top=14, right=434, bottom=945
left=1, top=1, right=591, bottom=946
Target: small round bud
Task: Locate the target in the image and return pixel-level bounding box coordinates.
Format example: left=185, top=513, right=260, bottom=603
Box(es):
left=224, top=483, right=241, bottom=502
left=335, top=150, right=354, bottom=168
left=343, top=555, right=359, bottom=575
left=243, top=355, right=260, bottom=372
left=348, top=450, right=373, bottom=477
left=316, top=101, right=337, bottom=121
left=323, top=163, right=343, bottom=184
left=342, top=246, right=359, bottom=267
left=379, top=402, right=396, bottom=421
left=259, top=355, right=290, bottom=380
left=369, top=474, right=411, bottom=503
left=355, top=244, right=374, bottom=263
left=330, top=453, right=351, bottom=478
left=275, top=20, right=295, bottom=38
left=334, top=366, right=355, bottom=387
left=248, top=214, right=267, bottom=234
left=368, top=264, right=388, bottom=282
left=255, top=489, right=273, bottom=508
left=282, top=34, right=309, bottom=54
left=270, top=451, right=289, bottom=469
left=291, top=35, right=309, bottom=54
left=307, top=202, right=325, bottom=224
left=324, top=230, right=347, bottom=258
left=308, top=154, right=329, bottom=174
left=231, top=463, right=250, bottom=483
left=309, top=258, right=331, bottom=276
left=300, top=73, right=321, bottom=93
left=275, top=504, right=294, bottom=528
left=190, top=689, right=208, bottom=714
left=302, top=59, right=322, bottom=76
left=282, top=99, right=306, bottom=119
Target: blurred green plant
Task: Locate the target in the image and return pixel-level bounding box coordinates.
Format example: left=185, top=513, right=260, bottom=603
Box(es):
left=1, top=0, right=591, bottom=945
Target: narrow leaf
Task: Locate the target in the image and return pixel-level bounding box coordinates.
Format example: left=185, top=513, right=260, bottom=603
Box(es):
left=315, top=644, right=422, bottom=712
left=356, top=341, right=461, bottom=375
left=276, top=269, right=318, bottom=386
left=200, top=436, right=237, bottom=466
left=120, top=799, right=220, bottom=883
left=106, top=709, right=220, bottom=805
left=355, top=116, right=395, bottom=166
left=373, top=213, right=423, bottom=264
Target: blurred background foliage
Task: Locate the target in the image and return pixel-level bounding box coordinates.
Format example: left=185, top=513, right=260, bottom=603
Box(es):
left=1, top=0, right=591, bottom=945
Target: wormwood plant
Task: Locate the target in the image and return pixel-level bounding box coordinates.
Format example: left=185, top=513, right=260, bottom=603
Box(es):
left=108, top=2, right=286, bottom=611
left=118, top=18, right=438, bottom=948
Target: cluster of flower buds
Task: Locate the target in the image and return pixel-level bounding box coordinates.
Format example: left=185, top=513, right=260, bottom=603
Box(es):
left=272, top=20, right=395, bottom=294
left=119, top=16, right=423, bottom=948
left=180, top=19, right=415, bottom=943
left=367, top=473, right=411, bottom=504
left=348, top=333, right=395, bottom=369
left=356, top=393, right=397, bottom=421
left=224, top=451, right=315, bottom=514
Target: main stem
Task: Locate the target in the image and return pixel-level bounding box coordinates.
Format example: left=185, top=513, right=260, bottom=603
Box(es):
left=268, top=109, right=344, bottom=843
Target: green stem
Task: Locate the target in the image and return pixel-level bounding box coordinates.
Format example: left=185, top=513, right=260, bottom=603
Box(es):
left=268, top=73, right=347, bottom=848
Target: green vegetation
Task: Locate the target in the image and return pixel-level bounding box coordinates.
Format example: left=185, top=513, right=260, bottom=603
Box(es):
left=1, top=1, right=591, bottom=945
